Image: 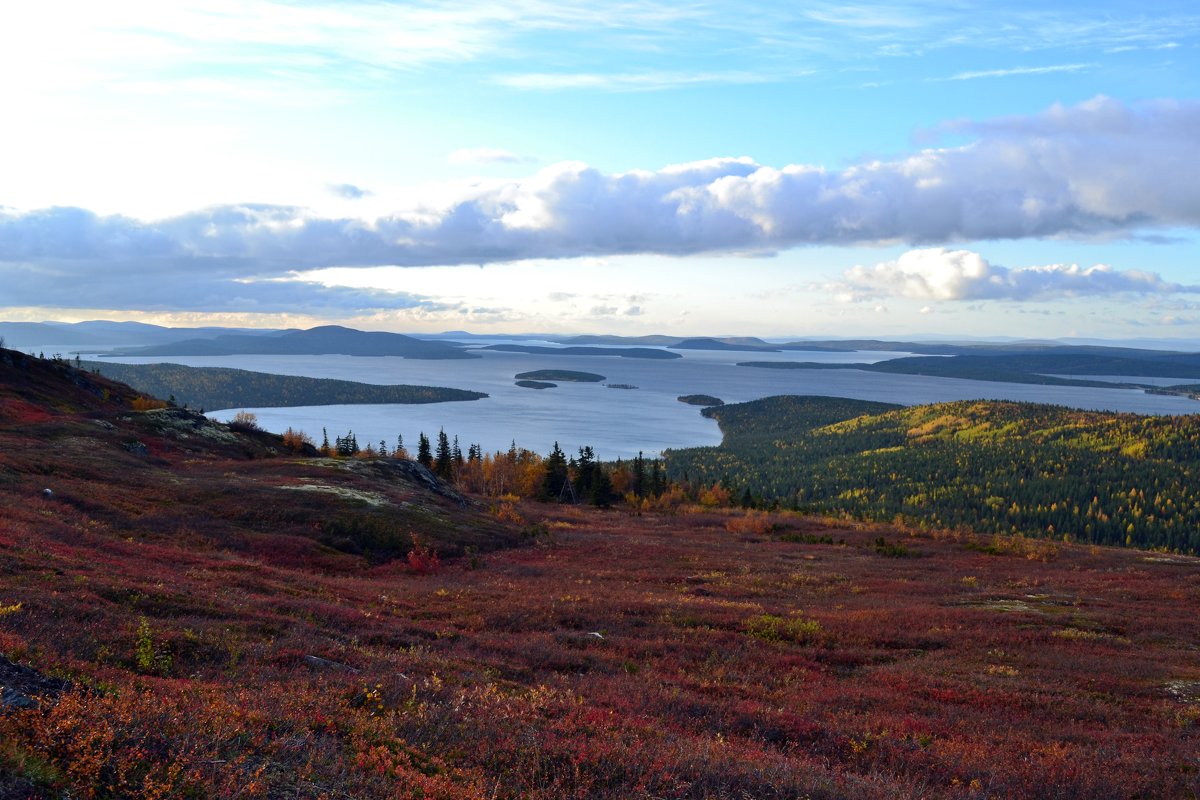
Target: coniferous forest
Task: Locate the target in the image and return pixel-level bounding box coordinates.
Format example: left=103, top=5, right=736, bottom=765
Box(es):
left=664, top=396, right=1200, bottom=552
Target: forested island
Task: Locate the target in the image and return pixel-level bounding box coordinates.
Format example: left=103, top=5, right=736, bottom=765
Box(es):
left=677, top=394, right=724, bottom=406
left=514, top=370, right=605, bottom=382
left=84, top=361, right=486, bottom=410
left=113, top=325, right=476, bottom=360
left=739, top=349, right=1200, bottom=387
left=664, top=395, right=1200, bottom=552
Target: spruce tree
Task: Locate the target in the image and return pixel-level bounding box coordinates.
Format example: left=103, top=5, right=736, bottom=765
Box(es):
left=632, top=451, right=646, bottom=499
left=417, top=432, right=432, bottom=467
left=573, top=446, right=597, bottom=499
left=590, top=465, right=614, bottom=507
left=434, top=429, right=452, bottom=478
left=541, top=442, right=569, bottom=502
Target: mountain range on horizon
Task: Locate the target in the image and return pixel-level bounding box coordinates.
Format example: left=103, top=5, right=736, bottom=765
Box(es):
left=3, top=319, right=1200, bottom=356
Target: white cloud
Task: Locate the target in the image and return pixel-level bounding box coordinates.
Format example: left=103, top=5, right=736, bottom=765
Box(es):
left=3, top=98, right=1200, bottom=313
left=936, top=63, right=1096, bottom=81
left=831, top=248, right=1200, bottom=302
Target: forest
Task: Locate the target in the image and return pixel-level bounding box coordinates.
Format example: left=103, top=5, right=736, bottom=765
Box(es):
left=663, top=395, right=1200, bottom=552
left=83, top=361, right=486, bottom=411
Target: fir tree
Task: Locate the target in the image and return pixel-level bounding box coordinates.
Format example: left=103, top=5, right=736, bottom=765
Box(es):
left=434, top=429, right=453, bottom=478
left=632, top=451, right=647, bottom=499
left=541, top=442, right=569, bottom=502
left=417, top=433, right=432, bottom=468
left=590, top=466, right=614, bottom=507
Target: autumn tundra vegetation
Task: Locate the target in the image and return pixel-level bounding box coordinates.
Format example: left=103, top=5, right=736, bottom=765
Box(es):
left=2, top=347, right=1200, bottom=798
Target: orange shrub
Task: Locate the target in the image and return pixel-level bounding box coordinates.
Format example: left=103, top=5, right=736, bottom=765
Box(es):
left=698, top=483, right=732, bottom=508
left=131, top=396, right=167, bottom=411
left=725, top=510, right=776, bottom=535
left=281, top=427, right=313, bottom=453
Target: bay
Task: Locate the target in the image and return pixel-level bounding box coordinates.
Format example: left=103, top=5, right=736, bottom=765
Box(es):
left=91, top=341, right=1200, bottom=460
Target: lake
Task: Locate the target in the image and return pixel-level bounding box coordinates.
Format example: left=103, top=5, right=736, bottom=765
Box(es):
left=88, top=340, right=1200, bottom=460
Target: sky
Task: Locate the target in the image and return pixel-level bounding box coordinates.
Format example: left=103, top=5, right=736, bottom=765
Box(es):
left=1, top=1, right=1198, bottom=340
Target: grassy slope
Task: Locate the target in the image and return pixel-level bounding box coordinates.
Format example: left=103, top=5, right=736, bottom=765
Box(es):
left=2, top=357, right=1200, bottom=798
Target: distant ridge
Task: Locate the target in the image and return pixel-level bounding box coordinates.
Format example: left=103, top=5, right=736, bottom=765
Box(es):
left=0, top=320, right=283, bottom=348
left=670, top=337, right=780, bottom=352
left=481, top=344, right=682, bottom=360
left=112, top=325, right=478, bottom=360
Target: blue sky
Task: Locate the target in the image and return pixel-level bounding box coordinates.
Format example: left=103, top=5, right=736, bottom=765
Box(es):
left=1, top=1, right=1198, bottom=339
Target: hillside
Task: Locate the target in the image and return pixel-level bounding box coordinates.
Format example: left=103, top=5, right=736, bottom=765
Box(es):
left=2, top=354, right=1200, bottom=798
left=84, top=360, right=487, bottom=411
left=664, top=396, right=1200, bottom=551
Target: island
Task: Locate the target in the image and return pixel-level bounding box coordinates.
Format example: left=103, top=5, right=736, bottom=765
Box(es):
left=515, top=380, right=557, bottom=390
left=737, top=347, right=1200, bottom=388
left=110, top=325, right=478, bottom=360
left=514, top=369, right=606, bottom=382
left=83, top=362, right=486, bottom=410
left=677, top=394, right=724, bottom=406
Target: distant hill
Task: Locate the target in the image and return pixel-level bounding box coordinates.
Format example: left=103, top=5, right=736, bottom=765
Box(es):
left=114, top=325, right=478, bottom=359
left=670, top=338, right=780, bottom=352
left=84, top=361, right=487, bottom=411
left=482, top=344, right=682, bottom=360
left=0, top=320, right=283, bottom=348
left=553, top=334, right=684, bottom=346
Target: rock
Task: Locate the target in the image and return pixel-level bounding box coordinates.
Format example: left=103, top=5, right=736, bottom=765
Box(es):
left=124, top=440, right=149, bottom=456
left=1, top=687, right=37, bottom=710
left=0, top=656, right=70, bottom=713
left=344, top=459, right=470, bottom=507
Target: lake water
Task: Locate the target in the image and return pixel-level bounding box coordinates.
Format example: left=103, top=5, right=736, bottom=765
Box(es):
left=87, top=340, right=1200, bottom=460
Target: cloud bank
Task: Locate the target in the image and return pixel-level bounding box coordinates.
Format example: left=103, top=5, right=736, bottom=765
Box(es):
left=2, top=97, right=1198, bottom=311
left=832, top=248, right=1199, bottom=302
